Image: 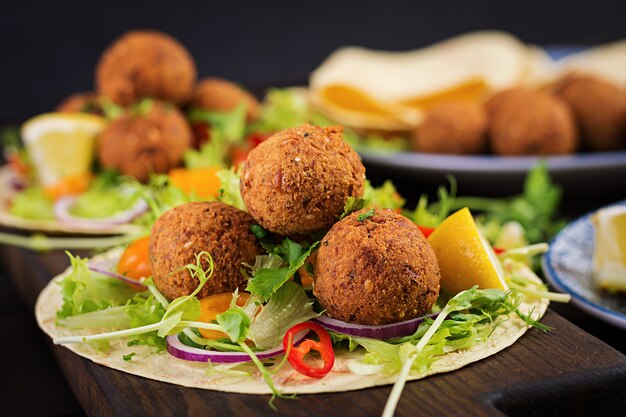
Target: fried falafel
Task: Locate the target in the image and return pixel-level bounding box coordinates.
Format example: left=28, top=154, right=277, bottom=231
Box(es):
left=487, top=89, right=578, bottom=155
left=97, top=100, right=191, bottom=182
left=149, top=201, right=263, bottom=300
left=412, top=101, right=487, bottom=154
left=191, top=77, right=260, bottom=122
left=313, top=208, right=440, bottom=325
left=556, top=75, right=626, bottom=151
left=240, top=124, right=365, bottom=236
left=96, top=30, right=196, bottom=106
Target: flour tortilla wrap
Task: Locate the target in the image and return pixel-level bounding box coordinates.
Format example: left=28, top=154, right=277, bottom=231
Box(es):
left=35, top=248, right=549, bottom=394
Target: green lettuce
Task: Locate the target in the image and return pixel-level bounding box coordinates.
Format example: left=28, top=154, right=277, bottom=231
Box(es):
left=57, top=253, right=139, bottom=319
left=9, top=187, right=54, bottom=220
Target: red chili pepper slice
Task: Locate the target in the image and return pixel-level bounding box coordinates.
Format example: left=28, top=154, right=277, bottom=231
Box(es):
left=417, top=225, right=434, bottom=238
left=282, top=322, right=334, bottom=378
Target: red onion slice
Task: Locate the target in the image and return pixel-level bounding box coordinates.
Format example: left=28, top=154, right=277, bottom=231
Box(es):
left=311, top=312, right=439, bottom=340
left=54, top=195, right=148, bottom=230
left=88, top=264, right=148, bottom=290
left=166, top=330, right=309, bottom=363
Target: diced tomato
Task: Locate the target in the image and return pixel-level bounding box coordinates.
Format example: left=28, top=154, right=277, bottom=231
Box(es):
left=117, top=236, right=152, bottom=289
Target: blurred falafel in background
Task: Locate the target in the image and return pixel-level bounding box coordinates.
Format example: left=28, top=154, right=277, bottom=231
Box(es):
left=486, top=88, right=579, bottom=155
left=555, top=75, right=626, bottom=151
left=97, top=100, right=192, bottom=182
left=96, top=30, right=197, bottom=106
left=411, top=101, right=488, bottom=155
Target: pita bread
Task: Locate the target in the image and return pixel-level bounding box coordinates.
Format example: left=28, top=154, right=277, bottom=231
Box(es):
left=35, top=249, right=549, bottom=394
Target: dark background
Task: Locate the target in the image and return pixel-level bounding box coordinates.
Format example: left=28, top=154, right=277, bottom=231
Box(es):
left=1, top=2, right=626, bottom=416
left=1, top=0, right=626, bottom=127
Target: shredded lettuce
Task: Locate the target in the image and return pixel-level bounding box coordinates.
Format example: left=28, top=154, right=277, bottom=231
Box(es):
left=363, top=180, right=405, bottom=211
left=69, top=187, right=139, bottom=219
left=251, top=88, right=310, bottom=133
left=185, top=105, right=248, bottom=168
left=9, top=186, right=54, bottom=220
left=248, top=281, right=317, bottom=349
left=57, top=253, right=139, bottom=318
left=217, top=167, right=246, bottom=211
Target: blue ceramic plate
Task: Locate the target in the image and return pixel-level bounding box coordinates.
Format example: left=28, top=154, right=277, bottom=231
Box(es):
left=542, top=200, right=626, bottom=330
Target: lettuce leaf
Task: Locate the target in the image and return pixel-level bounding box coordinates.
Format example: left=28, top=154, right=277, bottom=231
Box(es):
left=57, top=253, right=139, bottom=319
left=9, top=186, right=54, bottom=220
left=248, top=281, right=317, bottom=349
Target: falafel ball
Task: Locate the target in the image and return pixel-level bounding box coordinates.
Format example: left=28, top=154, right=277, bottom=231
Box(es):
left=96, top=30, right=196, bottom=106
left=313, top=208, right=440, bottom=325
left=412, top=101, right=487, bottom=154
left=149, top=201, right=263, bottom=300
left=240, top=124, right=366, bottom=236
left=56, top=92, right=102, bottom=115
left=191, top=77, right=260, bottom=121
left=556, top=75, right=626, bottom=151
left=487, top=89, right=579, bottom=155
left=97, top=100, right=192, bottom=182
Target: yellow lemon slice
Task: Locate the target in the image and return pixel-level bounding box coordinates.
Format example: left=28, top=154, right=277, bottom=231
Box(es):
left=428, top=207, right=507, bottom=293
left=592, top=205, right=626, bottom=292
left=21, top=113, right=108, bottom=186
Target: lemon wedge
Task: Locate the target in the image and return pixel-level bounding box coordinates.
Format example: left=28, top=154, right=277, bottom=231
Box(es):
left=428, top=207, right=507, bottom=293
left=592, top=205, right=626, bottom=292
left=21, top=113, right=107, bottom=186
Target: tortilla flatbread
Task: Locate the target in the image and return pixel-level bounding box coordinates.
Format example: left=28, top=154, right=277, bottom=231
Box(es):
left=0, top=167, right=143, bottom=235
left=35, top=249, right=549, bottom=394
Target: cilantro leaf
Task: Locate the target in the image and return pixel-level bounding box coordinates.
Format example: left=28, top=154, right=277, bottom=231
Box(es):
left=246, top=241, right=320, bottom=301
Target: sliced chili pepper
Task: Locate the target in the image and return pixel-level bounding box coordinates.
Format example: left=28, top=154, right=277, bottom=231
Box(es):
left=282, top=322, right=334, bottom=378
left=417, top=225, right=434, bottom=238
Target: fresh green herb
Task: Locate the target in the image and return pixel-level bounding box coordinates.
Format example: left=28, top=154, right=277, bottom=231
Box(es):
left=246, top=239, right=320, bottom=302
left=357, top=208, right=375, bottom=222
left=444, top=162, right=564, bottom=242
left=122, top=352, right=136, bottom=361
left=406, top=176, right=457, bottom=228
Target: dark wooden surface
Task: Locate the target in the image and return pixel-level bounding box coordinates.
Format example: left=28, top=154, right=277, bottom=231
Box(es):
left=2, top=243, right=626, bottom=417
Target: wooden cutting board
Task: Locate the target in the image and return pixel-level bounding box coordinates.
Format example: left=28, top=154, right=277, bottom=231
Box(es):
left=2, top=244, right=626, bottom=417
